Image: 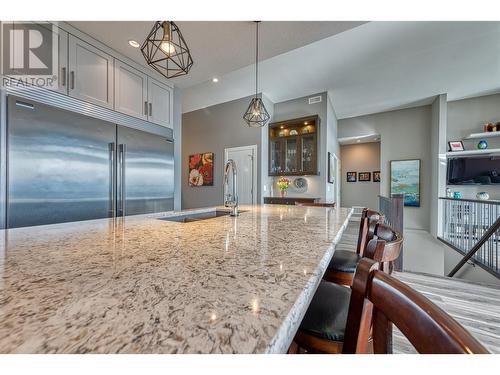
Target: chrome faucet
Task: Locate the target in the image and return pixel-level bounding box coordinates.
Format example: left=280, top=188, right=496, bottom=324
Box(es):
left=223, top=159, right=238, bottom=216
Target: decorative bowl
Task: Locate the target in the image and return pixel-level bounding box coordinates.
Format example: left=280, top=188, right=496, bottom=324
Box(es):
left=476, top=192, right=490, bottom=201
left=477, top=140, right=488, bottom=150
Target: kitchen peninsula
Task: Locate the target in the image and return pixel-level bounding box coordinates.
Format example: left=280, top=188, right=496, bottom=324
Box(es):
left=0, top=205, right=351, bottom=354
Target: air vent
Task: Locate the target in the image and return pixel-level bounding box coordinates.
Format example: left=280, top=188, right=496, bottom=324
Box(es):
left=308, top=96, right=322, bottom=104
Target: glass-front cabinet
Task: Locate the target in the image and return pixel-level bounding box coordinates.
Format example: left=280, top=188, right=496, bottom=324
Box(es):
left=268, top=115, right=319, bottom=176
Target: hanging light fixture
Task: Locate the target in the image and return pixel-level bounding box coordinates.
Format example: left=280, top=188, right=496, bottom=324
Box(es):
left=243, top=21, right=270, bottom=128
left=141, top=21, right=194, bottom=79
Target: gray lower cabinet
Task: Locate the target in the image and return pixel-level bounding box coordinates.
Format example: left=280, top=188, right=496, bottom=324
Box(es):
left=68, top=35, right=114, bottom=109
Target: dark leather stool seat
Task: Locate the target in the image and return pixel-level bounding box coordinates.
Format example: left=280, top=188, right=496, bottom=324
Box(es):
left=299, top=281, right=351, bottom=341
left=327, top=250, right=360, bottom=274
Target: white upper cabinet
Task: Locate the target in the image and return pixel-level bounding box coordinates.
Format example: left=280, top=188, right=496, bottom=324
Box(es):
left=44, top=25, right=68, bottom=94
left=147, top=78, right=173, bottom=128
left=114, top=60, right=148, bottom=120
left=68, top=35, right=114, bottom=109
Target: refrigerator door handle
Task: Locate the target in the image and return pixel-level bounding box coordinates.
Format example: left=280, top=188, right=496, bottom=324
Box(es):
left=108, top=142, right=116, bottom=217
left=118, top=144, right=126, bottom=216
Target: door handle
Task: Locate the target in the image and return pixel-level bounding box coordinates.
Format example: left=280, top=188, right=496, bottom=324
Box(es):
left=109, top=142, right=116, bottom=217
left=118, top=144, right=126, bottom=216
left=144, top=101, right=148, bottom=116
left=61, top=67, right=66, bottom=86
left=149, top=102, right=152, bottom=116
left=70, top=71, right=75, bottom=90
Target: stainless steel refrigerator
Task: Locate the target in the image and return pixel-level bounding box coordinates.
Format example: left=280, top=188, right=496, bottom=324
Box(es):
left=6, top=96, right=174, bottom=228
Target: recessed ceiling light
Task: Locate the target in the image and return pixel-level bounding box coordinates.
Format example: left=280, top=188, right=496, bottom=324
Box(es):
left=357, top=139, right=361, bottom=143
left=212, top=77, right=219, bottom=83
left=128, top=40, right=140, bottom=48
left=304, top=121, right=308, bottom=125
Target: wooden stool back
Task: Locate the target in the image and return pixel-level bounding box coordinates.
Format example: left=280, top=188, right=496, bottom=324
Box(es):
left=343, top=258, right=488, bottom=354
left=365, top=223, right=403, bottom=274
left=356, top=209, right=384, bottom=257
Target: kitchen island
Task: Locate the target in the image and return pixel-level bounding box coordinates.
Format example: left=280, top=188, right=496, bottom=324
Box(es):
left=0, top=205, right=352, bottom=353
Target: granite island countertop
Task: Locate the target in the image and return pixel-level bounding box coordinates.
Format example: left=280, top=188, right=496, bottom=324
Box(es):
left=0, top=204, right=352, bottom=353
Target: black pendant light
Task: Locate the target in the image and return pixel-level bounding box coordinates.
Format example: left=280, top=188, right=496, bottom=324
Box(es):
left=243, top=21, right=270, bottom=128
left=141, top=21, right=194, bottom=79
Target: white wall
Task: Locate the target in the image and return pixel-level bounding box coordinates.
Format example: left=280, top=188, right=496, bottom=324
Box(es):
left=340, top=142, right=381, bottom=210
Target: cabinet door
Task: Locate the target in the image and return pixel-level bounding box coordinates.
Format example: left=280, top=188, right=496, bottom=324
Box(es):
left=269, top=139, right=284, bottom=175
left=284, top=137, right=299, bottom=173
left=147, top=78, right=173, bottom=128
left=114, top=60, right=148, bottom=120
left=301, top=134, right=317, bottom=174
left=54, top=28, right=68, bottom=94
left=68, top=35, right=114, bottom=108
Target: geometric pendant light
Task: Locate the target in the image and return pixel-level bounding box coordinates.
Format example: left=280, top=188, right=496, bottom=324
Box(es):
left=243, top=21, right=270, bottom=128
left=141, top=21, right=194, bottom=79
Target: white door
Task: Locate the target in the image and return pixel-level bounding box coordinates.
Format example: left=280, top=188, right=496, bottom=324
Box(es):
left=68, top=35, right=114, bottom=108
left=147, top=77, right=173, bottom=128
left=224, top=145, right=258, bottom=205
left=114, top=60, right=148, bottom=120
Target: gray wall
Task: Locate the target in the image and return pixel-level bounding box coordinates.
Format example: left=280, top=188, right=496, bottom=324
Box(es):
left=173, top=87, right=182, bottom=210
left=340, top=142, right=381, bottom=210
left=430, top=94, right=447, bottom=237
left=339, top=105, right=432, bottom=231
left=181, top=95, right=262, bottom=209
left=446, top=93, right=500, bottom=200
left=326, top=95, right=340, bottom=203
left=271, top=92, right=328, bottom=200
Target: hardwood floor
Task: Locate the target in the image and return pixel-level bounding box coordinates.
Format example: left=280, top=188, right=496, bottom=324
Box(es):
left=334, top=215, right=500, bottom=354
left=393, top=271, right=500, bottom=354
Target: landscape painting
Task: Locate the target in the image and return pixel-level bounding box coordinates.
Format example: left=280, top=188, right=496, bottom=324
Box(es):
left=390, top=159, right=421, bottom=207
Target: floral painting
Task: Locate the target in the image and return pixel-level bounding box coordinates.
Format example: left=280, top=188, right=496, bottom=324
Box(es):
left=189, top=152, right=214, bottom=186
left=390, top=159, right=421, bottom=207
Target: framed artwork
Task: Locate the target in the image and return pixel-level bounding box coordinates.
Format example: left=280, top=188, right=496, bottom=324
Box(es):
left=327, top=152, right=335, bottom=184
left=373, top=171, right=381, bottom=182
left=448, top=141, right=464, bottom=152
left=390, top=159, right=421, bottom=207
left=359, top=172, right=371, bottom=182
left=188, top=152, right=214, bottom=186
left=347, top=171, right=357, bottom=182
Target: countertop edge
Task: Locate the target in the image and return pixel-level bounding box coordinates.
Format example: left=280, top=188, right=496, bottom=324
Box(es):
left=264, top=207, right=354, bottom=353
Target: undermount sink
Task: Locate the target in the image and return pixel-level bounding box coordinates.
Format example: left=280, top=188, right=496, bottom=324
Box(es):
left=158, top=210, right=246, bottom=223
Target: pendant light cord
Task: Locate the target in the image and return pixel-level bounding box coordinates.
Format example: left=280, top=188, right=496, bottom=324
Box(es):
left=255, top=21, right=259, bottom=97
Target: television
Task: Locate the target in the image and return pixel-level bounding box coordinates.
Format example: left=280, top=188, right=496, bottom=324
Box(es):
left=447, top=156, right=500, bottom=185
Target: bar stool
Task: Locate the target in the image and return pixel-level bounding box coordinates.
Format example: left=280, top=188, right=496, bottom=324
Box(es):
left=290, top=223, right=403, bottom=354
left=343, top=258, right=488, bottom=354
left=323, top=208, right=383, bottom=286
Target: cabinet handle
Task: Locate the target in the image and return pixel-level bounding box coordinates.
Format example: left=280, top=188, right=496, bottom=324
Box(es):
left=70, top=71, right=75, bottom=90
left=144, top=101, right=148, bottom=116
left=149, top=102, right=152, bottom=116
left=61, top=67, right=66, bottom=86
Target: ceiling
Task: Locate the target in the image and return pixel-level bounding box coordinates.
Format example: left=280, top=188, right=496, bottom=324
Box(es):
left=68, top=21, right=365, bottom=89
left=180, top=21, right=500, bottom=118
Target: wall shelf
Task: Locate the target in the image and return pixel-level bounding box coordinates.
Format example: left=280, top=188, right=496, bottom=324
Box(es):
left=446, top=148, right=500, bottom=157
left=464, top=131, right=500, bottom=139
